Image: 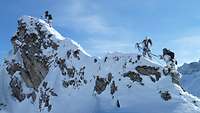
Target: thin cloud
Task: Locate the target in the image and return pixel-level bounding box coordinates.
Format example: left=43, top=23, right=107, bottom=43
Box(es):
left=55, top=0, right=137, bottom=56
left=173, top=36, right=200, bottom=47
left=55, top=0, right=110, bottom=34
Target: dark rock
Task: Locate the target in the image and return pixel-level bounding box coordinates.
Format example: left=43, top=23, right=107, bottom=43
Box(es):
left=9, top=77, right=26, bottom=102
left=94, top=58, right=97, bottom=63
left=62, top=79, right=83, bottom=89
left=129, top=58, right=132, bottom=63
left=113, top=56, right=119, bottom=61
left=137, top=55, right=141, bottom=61
left=94, top=76, right=109, bottom=95
left=149, top=76, right=156, bottom=83
left=62, top=80, right=69, bottom=88
left=66, top=50, right=72, bottom=59
left=123, top=71, right=142, bottom=83
left=0, top=103, right=7, bottom=110
left=116, top=100, right=120, bottom=108
left=127, top=84, right=132, bottom=88
left=171, top=72, right=181, bottom=85
left=56, top=58, right=67, bottom=75
left=51, top=41, right=59, bottom=50
left=83, top=79, right=87, bottom=84
left=192, top=100, right=199, bottom=107
left=48, top=105, right=52, bottom=112
left=73, top=49, right=80, bottom=60
left=107, top=73, right=113, bottom=83
left=160, top=91, right=172, bottom=101
left=21, top=52, right=49, bottom=89
left=104, top=57, right=108, bottom=62
left=39, top=82, right=56, bottom=112
left=6, top=60, right=22, bottom=76
left=42, top=82, right=48, bottom=89
left=9, top=18, right=60, bottom=89
left=57, top=58, right=76, bottom=77
left=50, top=91, right=58, bottom=97
left=110, top=81, right=117, bottom=95
left=122, top=62, right=127, bottom=69
left=66, top=67, right=76, bottom=78
left=136, top=66, right=161, bottom=81
left=27, top=91, right=36, bottom=103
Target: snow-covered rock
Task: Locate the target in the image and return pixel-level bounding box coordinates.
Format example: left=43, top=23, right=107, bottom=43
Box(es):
left=178, top=61, right=200, bottom=97
left=0, top=16, right=200, bottom=113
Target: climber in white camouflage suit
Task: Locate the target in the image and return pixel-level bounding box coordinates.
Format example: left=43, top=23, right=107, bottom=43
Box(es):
left=136, top=36, right=152, bottom=59
left=160, top=48, right=180, bottom=85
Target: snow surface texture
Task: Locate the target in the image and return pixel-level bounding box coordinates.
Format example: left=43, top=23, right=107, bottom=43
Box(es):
left=178, top=61, right=200, bottom=97
left=0, top=16, right=200, bottom=113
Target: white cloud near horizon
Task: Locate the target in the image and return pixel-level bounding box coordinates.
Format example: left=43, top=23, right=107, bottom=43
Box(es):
left=173, top=36, right=200, bottom=47
left=169, top=36, right=200, bottom=65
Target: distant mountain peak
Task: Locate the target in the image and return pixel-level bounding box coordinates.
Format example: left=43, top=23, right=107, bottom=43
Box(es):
left=178, top=61, right=200, bottom=96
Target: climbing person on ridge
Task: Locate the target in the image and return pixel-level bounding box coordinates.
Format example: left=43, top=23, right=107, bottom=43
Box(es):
left=136, top=36, right=152, bottom=59
left=160, top=48, right=180, bottom=85
left=44, top=11, right=53, bottom=27
left=44, top=11, right=49, bottom=20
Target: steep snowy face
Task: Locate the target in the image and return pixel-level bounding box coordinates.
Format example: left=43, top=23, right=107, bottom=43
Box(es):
left=2, top=15, right=90, bottom=106
left=178, top=61, right=200, bottom=97
left=7, top=16, right=89, bottom=89
left=0, top=16, right=200, bottom=113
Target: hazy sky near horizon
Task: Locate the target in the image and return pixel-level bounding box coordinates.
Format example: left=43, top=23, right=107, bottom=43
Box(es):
left=1, top=0, right=200, bottom=65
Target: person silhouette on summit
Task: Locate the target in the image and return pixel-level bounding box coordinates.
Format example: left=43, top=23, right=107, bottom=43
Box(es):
left=44, top=11, right=53, bottom=27
left=45, top=11, right=49, bottom=20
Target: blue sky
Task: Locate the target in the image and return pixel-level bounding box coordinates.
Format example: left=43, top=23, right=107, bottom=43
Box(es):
left=1, top=0, right=200, bottom=65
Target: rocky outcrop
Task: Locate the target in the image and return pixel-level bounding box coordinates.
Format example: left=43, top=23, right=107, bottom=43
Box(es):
left=94, top=73, right=118, bottom=97
left=7, top=17, right=61, bottom=89
left=94, top=76, right=109, bottom=95
left=136, top=66, right=161, bottom=81
left=123, top=71, right=143, bottom=84
left=5, top=60, right=22, bottom=76
left=170, top=72, right=181, bottom=85
left=159, top=91, right=172, bottom=101
left=9, top=77, right=26, bottom=102
left=57, top=57, right=87, bottom=89
left=39, top=82, right=57, bottom=112
left=73, top=49, right=80, bottom=60
left=107, top=73, right=113, bottom=83
left=110, top=81, right=117, bottom=96
left=27, top=91, right=37, bottom=103
left=0, top=103, right=6, bottom=111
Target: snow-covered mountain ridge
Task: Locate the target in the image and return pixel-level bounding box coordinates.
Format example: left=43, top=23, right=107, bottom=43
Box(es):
left=0, top=16, right=200, bottom=113
left=178, top=61, right=200, bottom=97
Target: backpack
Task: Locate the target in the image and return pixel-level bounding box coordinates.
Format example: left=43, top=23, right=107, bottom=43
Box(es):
left=163, top=48, right=175, bottom=59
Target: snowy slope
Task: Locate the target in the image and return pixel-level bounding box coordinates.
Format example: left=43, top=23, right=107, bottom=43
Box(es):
left=0, top=16, right=200, bottom=113
left=178, top=61, right=200, bottom=97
